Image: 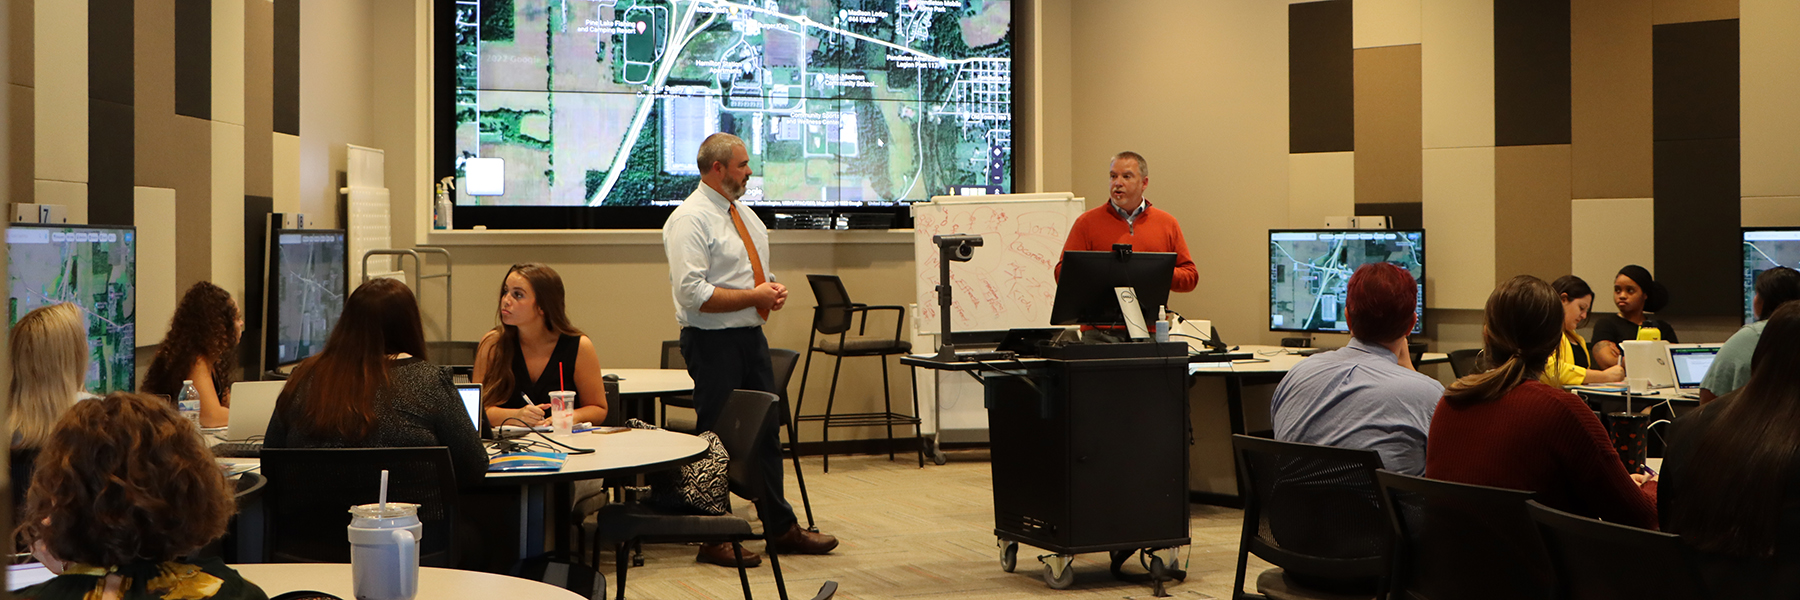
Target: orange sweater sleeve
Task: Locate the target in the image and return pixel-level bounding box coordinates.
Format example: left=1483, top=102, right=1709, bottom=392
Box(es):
left=1055, top=212, right=1094, bottom=282
left=1166, top=218, right=1197, bottom=293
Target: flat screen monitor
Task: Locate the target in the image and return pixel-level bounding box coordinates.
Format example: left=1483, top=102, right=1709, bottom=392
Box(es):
left=1049, top=250, right=1176, bottom=327
left=264, top=229, right=347, bottom=371
left=1269, top=229, right=1426, bottom=334
left=6, top=223, right=136, bottom=393
left=1743, top=228, right=1800, bottom=324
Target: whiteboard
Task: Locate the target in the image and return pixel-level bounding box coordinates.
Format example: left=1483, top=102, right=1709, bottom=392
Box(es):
left=912, top=193, right=1086, bottom=335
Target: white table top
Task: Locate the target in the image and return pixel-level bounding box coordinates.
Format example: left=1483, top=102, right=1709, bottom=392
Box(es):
left=1187, top=345, right=1451, bottom=375
left=232, top=563, right=584, bottom=600
left=604, top=368, right=693, bottom=396
left=483, top=427, right=709, bottom=483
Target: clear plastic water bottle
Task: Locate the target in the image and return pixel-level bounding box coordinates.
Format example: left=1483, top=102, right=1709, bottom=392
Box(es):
left=177, top=380, right=201, bottom=428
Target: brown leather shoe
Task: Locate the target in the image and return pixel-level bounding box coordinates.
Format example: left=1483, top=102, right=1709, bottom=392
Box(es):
left=767, top=524, right=839, bottom=555
left=695, top=542, right=762, bottom=568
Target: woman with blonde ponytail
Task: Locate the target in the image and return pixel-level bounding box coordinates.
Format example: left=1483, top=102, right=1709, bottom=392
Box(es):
left=8, top=302, right=97, bottom=531
left=1425, top=276, right=1658, bottom=529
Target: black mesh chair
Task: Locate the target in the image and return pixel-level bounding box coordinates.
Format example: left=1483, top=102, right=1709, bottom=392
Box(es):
left=1526, top=500, right=1713, bottom=600
left=1375, top=470, right=1552, bottom=600
left=1446, top=349, right=1484, bottom=379
left=767, top=348, right=818, bottom=531
left=593, top=389, right=796, bottom=600
left=1231, top=435, right=1392, bottom=600
left=793, top=274, right=922, bottom=472
left=260, top=447, right=461, bottom=567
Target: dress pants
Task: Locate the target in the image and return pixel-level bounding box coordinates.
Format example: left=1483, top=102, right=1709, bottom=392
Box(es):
left=678, top=325, right=797, bottom=534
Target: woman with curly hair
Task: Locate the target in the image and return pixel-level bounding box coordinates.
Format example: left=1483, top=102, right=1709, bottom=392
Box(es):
left=13, top=392, right=267, bottom=599
left=141, top=281, right=245, bottom=428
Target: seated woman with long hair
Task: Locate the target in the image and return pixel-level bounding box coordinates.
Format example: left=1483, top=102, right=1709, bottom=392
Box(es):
left=1660, top=302, right=1800, bottom=598
left=264, top=278, right=487, bottom=483
left=472, top=263, right=608, bottom=429
left=12, top=393, right=267, bottom=600
left=141, top=282, right=244, bottom=428
left=9, top=303, right=97, bottom=517
left=1543, top=275, right=1624, bottom=385
left=1425, top=275, right=1656, bottom=529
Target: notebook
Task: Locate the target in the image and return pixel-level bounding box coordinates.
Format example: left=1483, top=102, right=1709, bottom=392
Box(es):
left=1670, top=345, right=1723, bottom=390
left=487, top=451, right=568, bottom=472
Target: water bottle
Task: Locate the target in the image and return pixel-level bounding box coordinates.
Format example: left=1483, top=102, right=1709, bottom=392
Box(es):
left=349, top=503, right=421, bottom=600
left=177, top=380, right=201, bottom=428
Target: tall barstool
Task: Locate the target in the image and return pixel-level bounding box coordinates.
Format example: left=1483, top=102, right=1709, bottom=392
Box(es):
left=793, top=274, right=924, bottom=472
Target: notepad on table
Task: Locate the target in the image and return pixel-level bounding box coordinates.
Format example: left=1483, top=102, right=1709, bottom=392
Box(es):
left=487, top=452, right=569, bottom=472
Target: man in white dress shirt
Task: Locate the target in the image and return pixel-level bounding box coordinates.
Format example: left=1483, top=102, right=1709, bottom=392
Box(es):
left=662, top=133, right=839, bottom=567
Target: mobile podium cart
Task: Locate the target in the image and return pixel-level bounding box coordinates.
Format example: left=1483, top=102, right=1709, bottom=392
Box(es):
left=904, top=344, right=1191, bottom=595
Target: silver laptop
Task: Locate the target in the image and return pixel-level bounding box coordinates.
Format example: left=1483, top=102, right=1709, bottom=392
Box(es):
left=1670, top=345, right=1724, bottom=390
left=1621, top=340, right=1677, bottom=389
left=226, top=380, right=287, bottom=440
left=456, top=383, right=485, bottom=435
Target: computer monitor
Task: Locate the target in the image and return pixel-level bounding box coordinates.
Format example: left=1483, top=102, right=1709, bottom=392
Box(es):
left=1743, top=228, right=1800, bottom=324
left=1269, top=229, right=1426, bottom=334
left=263, top=228, right=347, bottom=372
left=1049, top=250, right=1176, bottom=327
left=6, top=223, right=137, bottom=393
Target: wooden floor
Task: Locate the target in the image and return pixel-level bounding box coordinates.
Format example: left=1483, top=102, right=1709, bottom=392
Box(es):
left=593, top=448, right=1271, bottom=599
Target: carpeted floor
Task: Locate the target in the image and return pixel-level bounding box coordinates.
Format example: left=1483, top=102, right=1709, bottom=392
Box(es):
left=592, top=447, right=1271, bottom=599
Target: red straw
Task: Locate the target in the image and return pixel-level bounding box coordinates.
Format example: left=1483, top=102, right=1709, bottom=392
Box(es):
left=559, top=363, right=566, bottom=392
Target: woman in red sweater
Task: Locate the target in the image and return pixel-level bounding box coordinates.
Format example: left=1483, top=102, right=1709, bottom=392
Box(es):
left=1424, top=275, right=1658, bottom=529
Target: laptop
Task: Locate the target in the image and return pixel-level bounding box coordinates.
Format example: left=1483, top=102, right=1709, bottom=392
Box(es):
left=226, top=380, right=286, bottom=440
left=1621, top=340, right=1677, bottom=389
left=457, top=383, right=489, bottom=437
left=1670, top=345, right=1724, bottom=391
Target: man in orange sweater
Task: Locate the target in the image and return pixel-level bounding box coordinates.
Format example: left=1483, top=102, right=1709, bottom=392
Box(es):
left=1054, top=151, right=1199, bottom=292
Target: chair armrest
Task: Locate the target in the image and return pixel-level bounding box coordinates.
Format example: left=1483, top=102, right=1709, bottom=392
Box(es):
left=844, top=305, right=906, bottom=340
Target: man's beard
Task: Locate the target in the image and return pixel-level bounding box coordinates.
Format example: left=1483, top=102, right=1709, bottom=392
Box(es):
left=726, top=176, right=747, bottom=199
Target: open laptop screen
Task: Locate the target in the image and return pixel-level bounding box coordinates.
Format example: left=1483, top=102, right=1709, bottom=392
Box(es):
left=456, top=384, right=484, bottom=433
left=1671, top=347, right=1721, bottom=389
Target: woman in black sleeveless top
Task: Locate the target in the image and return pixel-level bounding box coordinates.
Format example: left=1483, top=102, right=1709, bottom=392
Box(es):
left=473, top=263, right=609, bottom=428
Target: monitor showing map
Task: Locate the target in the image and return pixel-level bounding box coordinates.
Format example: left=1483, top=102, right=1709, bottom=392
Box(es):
left=6, top=224, right=137, bottom=394
left=1744, top=228, right=1800, bottom=324
left=440, top=0, right=1013, bottom=229
left=265, top=229, right=347, bottom=371
left=1269, top=229, right=1426, bottom=334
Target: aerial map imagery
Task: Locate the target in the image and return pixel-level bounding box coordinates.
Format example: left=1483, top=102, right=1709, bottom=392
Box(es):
left=6, top=227, right=137, bottom=394
left=451, top=0, right=1013, bottom=206
left=274, top=233, right=347, bottom=365
left=1270, top=231, right=1425, bottom=333
left=1744, top=230, right=1800, bottom=324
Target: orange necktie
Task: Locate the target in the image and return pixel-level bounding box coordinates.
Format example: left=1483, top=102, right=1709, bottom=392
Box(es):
left=727, top=201, right=769, bottom=320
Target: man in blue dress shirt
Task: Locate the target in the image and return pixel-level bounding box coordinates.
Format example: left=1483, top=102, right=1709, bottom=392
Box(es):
left=1269, top=262, right=1443, bottom=475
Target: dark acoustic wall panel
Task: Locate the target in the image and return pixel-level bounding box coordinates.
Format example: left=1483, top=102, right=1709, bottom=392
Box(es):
left=273, top=0, right=299, bottom=135
left=1355, top=202, right=1423, bottom=231
left=1653, top=19, right=1738, bottom=142
left=242, top=196, right=274, bottom=381
left=89, top=0, right=133, bottom=105
left=88, top=100, right=135, bottom=225
left=1654, top=139, right=1739, bottom=317
left=1495, top=0, right=1571, bottom=146
left=174, top=0, right=211, bottom=119
left=1289, top=0, right=1354, bottom=154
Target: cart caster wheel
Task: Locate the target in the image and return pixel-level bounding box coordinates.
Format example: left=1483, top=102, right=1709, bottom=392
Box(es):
left=999, top=540, right=1018, bottom=573
left=1148, top=554, right=1167, bottom=597
left=1042, top=554, right=1076, bottom=590
left=932, top=449, right=948, bottom=465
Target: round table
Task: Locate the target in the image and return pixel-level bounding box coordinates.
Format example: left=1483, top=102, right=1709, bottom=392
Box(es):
left=232, top=563, right=584, bottom=600
left=602, top=368, right=694, bottom=424
left=483, top=428, right=709, bottom=559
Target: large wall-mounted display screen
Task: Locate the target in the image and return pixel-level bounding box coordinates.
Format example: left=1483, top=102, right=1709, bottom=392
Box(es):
left=442, top=0, right=1014, bottom=229
left=1269, top=230, right=1427, bottom=335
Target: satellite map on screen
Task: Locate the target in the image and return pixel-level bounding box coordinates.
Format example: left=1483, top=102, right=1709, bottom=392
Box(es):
left=451, top=0, right=1013, bottom=206
left=1270, top=230, right=1425, bottom=333
left=7, top=226, right=136, bottom=394
left=273, top=232, right=347, bottom=366
left=1744, top=230, right=1800, bottom=325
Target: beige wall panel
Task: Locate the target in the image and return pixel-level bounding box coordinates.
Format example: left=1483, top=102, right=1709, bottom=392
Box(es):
left=1742, top=0, right=1800, bottom=198
left=1071, top=0, right=1289, bottom=345
left=273, top=133, right=300, bottom=214
left=212, top=122, right=246, bottom=302
left=1421, top=0, right=1494, bottom=149
left=1423, top=147, right=1496, bottom=309
left=9, top=84, right=32, bottom=204
left=147, top=115, right=212, bottom=291
left=134, top=187, right=178, bottom=347
left=1495, top=145, right=1573, bottom=283
left=9, top=0, right=30, bottom=86
left=1572, top=0, right=1653, bottom=199
left=1571, top=198, right=1655, bottom=306
left=371, top=0, right=426, bottom=257
left=244, top=0, right=274, bottom=198
left=1034, top=0, right=1072, bottom=194
left=1743, top=196, right=1800, bottom=227
left=212, top=0, right=245, bottom=126
left=1654, top=0, right=1739, bottom=24
left=300, top=0, right=373, bottom=225
left=135, top=0, right=174, bottom=116
left=33, top=0, right=84, bottom=184
left=1354, top=0, right=1422, bottom=48
left=1354, top=45, right=1422, bottom=205
left=1290, top=151, right=1355, bottom=227
left=34, top=180, right=86, bottom=223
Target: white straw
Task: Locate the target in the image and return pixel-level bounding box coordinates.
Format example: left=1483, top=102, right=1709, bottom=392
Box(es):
left=378, top=469, right=390, bottom=513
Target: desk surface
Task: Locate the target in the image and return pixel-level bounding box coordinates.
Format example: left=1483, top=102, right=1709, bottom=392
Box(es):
left=1188, top=345, right=1451, bottom=375
left=216, top=429, right=709, bottom=485
left=232, top=563, right=584, bottom=600
left=604, top=368, right=692, bottom=396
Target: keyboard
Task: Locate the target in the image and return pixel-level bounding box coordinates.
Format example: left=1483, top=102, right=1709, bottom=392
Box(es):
left=211, top=441, right=264, bottom=458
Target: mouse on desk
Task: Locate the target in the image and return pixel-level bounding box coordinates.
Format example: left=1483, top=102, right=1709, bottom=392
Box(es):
left=603, top=374, right=623, bottom=382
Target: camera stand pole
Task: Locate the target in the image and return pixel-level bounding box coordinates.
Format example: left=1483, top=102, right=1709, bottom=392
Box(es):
left=935, top=244, right=958, bottom=361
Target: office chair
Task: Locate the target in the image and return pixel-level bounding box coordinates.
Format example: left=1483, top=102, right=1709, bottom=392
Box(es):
left=1527, top=500, right=1713, bottom=600
left=793, top=274, right=922, bottom=472
left=1446, top=349, right=1485, bottom=379
left=1231, top=435, right=1391, bottom=600
left=1375, top=470, right=1552, bottom=600
left=260, top=447, right=461, bottom=567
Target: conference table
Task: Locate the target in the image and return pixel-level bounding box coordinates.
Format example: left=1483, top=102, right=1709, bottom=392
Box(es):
left=603, top=367, right=694, bottom=423
left=232, top=563, right=585, bottom=600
